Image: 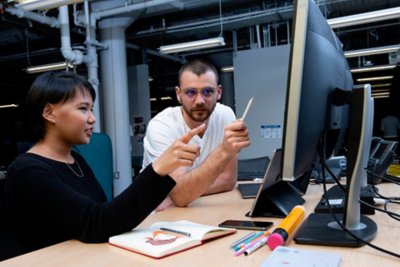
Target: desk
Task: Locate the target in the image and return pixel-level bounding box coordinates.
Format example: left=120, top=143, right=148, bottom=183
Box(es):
left=1, top=183, right=399, bottom=266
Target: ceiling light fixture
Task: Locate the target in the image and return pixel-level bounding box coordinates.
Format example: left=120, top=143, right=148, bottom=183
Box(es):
left=221, top=66, right=234, bottom=73
left=356, top=75, right=394, bottom=82
left=345, top=44, right=400, bottom=58
left=372, top=88, right=390, bottom=93
left=327, top=6, right=400, bottom=29
left=371, top=83, right=392, bottom=88
left=350, top=64, right=396, bottom=73
left=159, top=0, right=225, bottom=54
left=13, top=0, right=83, bottom=11
left=372, top=92, right=390, bottom=99
left=0, top=104, right=19, bottom=109
left=25, top=61, right=74, bottom=74
left=159, top=37, right=226, bottom=54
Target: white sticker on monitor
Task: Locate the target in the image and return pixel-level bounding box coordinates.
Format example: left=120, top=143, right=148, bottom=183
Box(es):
left=261, top=125, right=282, bottom=138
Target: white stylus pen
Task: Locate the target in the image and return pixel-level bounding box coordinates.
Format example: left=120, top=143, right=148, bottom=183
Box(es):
left=240, top=97, right=254, bottom=121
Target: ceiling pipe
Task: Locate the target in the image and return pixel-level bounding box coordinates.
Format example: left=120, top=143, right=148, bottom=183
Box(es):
left=83, top=0, right=101, bottom=133
left=5, top=7, right=60, bottom=28
left=92, top=0, right=176, bottom=20
left=59, top=5, right=90, bottom=65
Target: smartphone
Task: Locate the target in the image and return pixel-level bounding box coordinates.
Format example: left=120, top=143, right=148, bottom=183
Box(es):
left=218, top=220, right=273, bottom=231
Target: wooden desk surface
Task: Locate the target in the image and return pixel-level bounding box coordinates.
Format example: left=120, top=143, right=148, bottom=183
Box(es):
left=1, top=183, right=399, bottom=266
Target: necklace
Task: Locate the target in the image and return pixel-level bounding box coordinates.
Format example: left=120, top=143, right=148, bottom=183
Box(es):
left=65, top=157, right=84, bottom=178
left=36, top=144, right=84, bottom=178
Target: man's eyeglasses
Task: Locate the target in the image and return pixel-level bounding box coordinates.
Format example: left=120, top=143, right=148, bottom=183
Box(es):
left=182, top=87, right=215, bottom=99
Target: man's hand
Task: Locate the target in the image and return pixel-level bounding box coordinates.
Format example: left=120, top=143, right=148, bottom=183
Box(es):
left=221, top=120, right=250, bottom=155
left=152, top=123, right=206, bottom=176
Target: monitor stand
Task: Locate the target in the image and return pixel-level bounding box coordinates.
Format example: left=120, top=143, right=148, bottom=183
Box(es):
left=295, top=84, right=378, bottom=247
left=294, top=213, right=377, bottom=247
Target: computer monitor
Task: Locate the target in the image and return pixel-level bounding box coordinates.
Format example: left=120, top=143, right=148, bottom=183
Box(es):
left=281, top=0, right=352, bottom=184
left=246, top=0, right=352, bottom=218
left=285, top=0, right=377, bottom=247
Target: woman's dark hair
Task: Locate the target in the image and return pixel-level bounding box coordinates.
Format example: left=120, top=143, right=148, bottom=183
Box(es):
left=26, top=71, right=96, bottom=142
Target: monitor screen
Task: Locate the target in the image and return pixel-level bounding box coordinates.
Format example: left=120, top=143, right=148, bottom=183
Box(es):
left=287, top=0, right=378, bottom=247
left=281, top=0, right=353, bottom=183
left=246, top=0, right=353, bottom=218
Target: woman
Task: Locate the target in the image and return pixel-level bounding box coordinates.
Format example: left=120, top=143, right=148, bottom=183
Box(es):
left=4, top=71, right=204, bottom=257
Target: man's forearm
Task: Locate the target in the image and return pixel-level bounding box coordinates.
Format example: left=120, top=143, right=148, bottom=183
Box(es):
left=169, top=144, right=234, bottom=206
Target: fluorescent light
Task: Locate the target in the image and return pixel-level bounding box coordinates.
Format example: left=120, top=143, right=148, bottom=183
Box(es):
left=14, top=0, right=83, bottom=11
left=345, top=44, right=400, bottom=58
left=159, top=37, right=225, bottom=54
left=371, top=83, right=392, bottom=88
left=221, top=66, right=234, bottom=73
left=356, top=76, right=394, bottom=82
left=150, top=98, right=157, bottom=101
left=0, top=104, right=19, bottom=109
left=372, top=92, right=390, bottom=98
left=350, top=64, right=396, bottom=73
left=328, top=6, right=400, bottom=28
left=372, top=89, right=390, bottom=93
left=25, top=62, right=73, bottom=74
left=160, top=96, right=172, bottom=101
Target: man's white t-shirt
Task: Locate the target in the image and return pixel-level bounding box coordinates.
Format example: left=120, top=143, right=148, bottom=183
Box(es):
left=142, top=103, right=236, bottom=171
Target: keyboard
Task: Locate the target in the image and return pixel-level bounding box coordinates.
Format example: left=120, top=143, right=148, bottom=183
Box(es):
left=237, top=183, right=261, bottom=199
left=237, top=171, right=265, bottom=181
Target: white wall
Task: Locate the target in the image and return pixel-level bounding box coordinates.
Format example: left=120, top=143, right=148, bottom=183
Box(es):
left=233, top=45, right=290, bottom=160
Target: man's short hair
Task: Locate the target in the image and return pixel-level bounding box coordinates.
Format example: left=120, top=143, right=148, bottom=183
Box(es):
left=178, top=58, right=219, bottom=85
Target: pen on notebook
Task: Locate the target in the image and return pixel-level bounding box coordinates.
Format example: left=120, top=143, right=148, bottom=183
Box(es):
left=240, top=97, right=254, bottom=121
left=233, top=230, right=263, bottom=251
left=160, top=227, right=191, bottom=237
left=234, top=230, right=270, bottom=256
left=230, top=232, right=256, bottom=248
left=244, top=236, right=269, bottom=256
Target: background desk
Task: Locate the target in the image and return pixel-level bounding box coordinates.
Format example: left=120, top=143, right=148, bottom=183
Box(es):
left=1, top=183, right=399, bottom=266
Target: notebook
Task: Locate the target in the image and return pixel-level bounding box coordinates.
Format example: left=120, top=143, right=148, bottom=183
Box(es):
left=109, top=220, right=236, bottom=259
left=237, top=149, right=281, bottom=199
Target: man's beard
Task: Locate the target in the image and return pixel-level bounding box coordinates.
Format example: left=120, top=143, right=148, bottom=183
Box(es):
left=182, top=103, right=216, bottom=123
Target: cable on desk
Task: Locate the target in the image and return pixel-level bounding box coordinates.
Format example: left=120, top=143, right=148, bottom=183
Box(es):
left=359, top=199, right=400, bottom=221
left=385, top=198, right=400, bottom=221
left=366, top=170, right=400, bottom=186
left=360, top=162, right=400, bottom=221
left=317, top=136, right=400, bottom=259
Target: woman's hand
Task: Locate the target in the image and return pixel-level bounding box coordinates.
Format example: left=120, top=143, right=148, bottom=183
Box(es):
left=152, top=123, right=206, bottom=176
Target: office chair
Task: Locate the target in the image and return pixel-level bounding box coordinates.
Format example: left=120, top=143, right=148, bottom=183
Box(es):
left=74, top=132, right=114, bottom=201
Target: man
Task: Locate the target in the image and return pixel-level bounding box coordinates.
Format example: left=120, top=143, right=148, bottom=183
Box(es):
left=142, top=59, right=250, bottom=210
left=381, top=113, right=400, bottom=141
left=380, top=112, right=400, bottom=156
